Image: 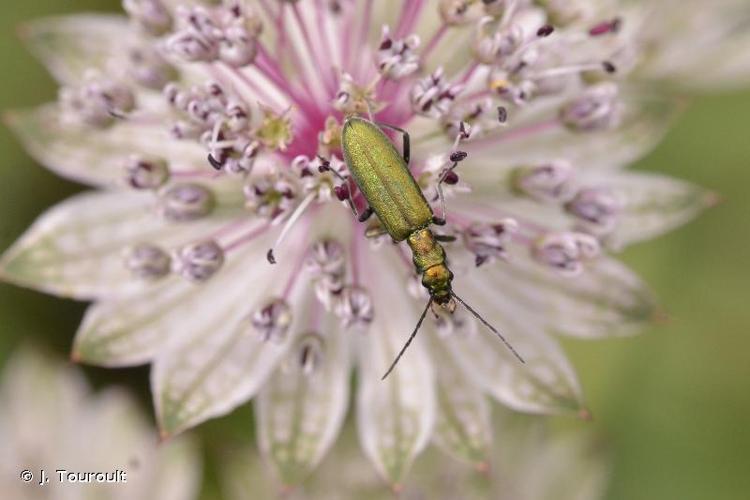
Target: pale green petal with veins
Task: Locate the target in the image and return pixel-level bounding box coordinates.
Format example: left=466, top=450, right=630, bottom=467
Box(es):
left=256, top=314, right=352, bottom=485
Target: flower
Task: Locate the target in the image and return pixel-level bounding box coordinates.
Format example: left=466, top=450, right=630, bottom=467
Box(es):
left=0, top=346, right=200, bottom=500
left=1, top=0, right=747, bottom=488
left=221, top=410, right=609, bottom=499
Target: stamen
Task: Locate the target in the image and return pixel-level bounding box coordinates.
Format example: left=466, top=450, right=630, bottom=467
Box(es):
left=410, top=67, right=464, bottom=119
left=376, top=25, right=421, bottom=80
left=525, top=61, right=617, bottom=80
left=166, top=1, right=262, bottom=67
left=589, top=18, right=622, bottom=37
left=123, top=243, right=172, bottom=279
left=267, top=192, right=316, bottom=264
left=243, top=171, right=299, bottom=222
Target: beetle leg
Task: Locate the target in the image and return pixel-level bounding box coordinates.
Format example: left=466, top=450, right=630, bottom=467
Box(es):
left=433, top=150, right=468, bottom=226
left=364, top=224, right=388, bottom=239
left=375, top=122, right=410, bottom=165
left=433, top=160, right=459, bottom=225
left=319, top=157, right=362, bottom=218
left=358, top=206, right=374, bottom=222
left=434, top=234, right=457, bottom=242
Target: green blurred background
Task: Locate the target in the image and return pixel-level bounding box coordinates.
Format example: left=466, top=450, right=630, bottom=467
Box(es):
left=1, top=2, right=749, bottom=499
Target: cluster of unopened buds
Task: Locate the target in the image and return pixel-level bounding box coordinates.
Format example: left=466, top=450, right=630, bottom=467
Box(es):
left=166, top=0, right=263, bottom=67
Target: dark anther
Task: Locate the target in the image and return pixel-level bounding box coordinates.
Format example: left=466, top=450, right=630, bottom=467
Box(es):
left=589, top=18, right=622, bottom=37
left=334, top=184, right=350, bottom=201
left=475, top=255, right=488, bottom=267
left=266, top=249, right=276, bottom=264
left=379, top=39, right=393, bottom=50
left=497, top=106, right=508, bottom=123
left=207, top=153, right=223, bottom=170
left=443, top=170, right=459, bottom=185
left=316, top=155, right=331, bottom=172
left=602, top=61, right=617, bottom=74
left=450, top=151, right=468, bottom=162
left=537, top=24, right=554, bottom=37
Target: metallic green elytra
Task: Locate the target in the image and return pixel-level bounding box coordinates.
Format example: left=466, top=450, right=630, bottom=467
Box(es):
left=342, top=117, right=433, bottom=240
left=341, top=116, right=524, bottom=379
left=342, top=116, right=453, bottom=304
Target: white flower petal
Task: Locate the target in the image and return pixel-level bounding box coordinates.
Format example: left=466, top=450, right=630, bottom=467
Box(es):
left=256, top=315, right=351, bottom=485
left=428, top=335, right=492, bottom=467
left=443, top=278, right=585, bottom=415
left=0, top=347, right=202, bottom=500
left=4, top=105, right=206, bottom=187
left=20, top=14, right=134, bottom=84
left=489, top=411, right=609, bottom=500
left=151, top=228, right=310, bottom=437
left=636, top=0, right=750, bottom=90
left=0, top=189, right=240, bottom=301
left=595, top=170, right=716, bottom=248
left=477, top=251, right=658, bottom=338
left=356, top=250, right=436, bottom=487
left=458, top=92, right=679, bottom=185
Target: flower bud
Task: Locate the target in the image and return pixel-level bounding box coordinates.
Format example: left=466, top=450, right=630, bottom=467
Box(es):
left=532, top=232, right=600, bottom=276
left=512, top=161, right=575, bottom=203
left=376, top=26, right=420, bottom=80
left=174, top=239, right=225, bottom=282
left=410, top=67, right=464, bottom=118
left=334, top=286, right=374, bottom=328
left=59, top=74, right=136, bottom=128
left=252, top=298, right=293, bottom=343
left=123, top=0, right=173, bottom=36
left=565, top=187, right=621, bottom=233
left=124, top=155, right=170, bottom=189
left=464, top=219, right=518, bottom=267
left=124, top=243, right=171, bottom=279
left=159, top=183, right=215, bottom=221
left=128, top=46, right=178, bottom=90
left=560, top=83, right=622, bottom=132
left=305, top=239, right=346, bottom=277
left=297, top=333, right=325, bottom=375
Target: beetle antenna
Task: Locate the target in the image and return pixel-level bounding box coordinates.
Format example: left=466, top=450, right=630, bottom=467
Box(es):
left=451, top=291, right=525, bottom=364
left=266, top=192, right=316, bottom=264
left=381, top=298, right=432, bottom=380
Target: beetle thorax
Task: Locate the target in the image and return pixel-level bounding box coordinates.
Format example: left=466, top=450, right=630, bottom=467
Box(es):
left=406, top=228, right=454, bottom=304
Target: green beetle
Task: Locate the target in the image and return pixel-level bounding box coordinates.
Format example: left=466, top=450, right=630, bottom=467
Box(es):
left=340, top=116, right=524, bottom=379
